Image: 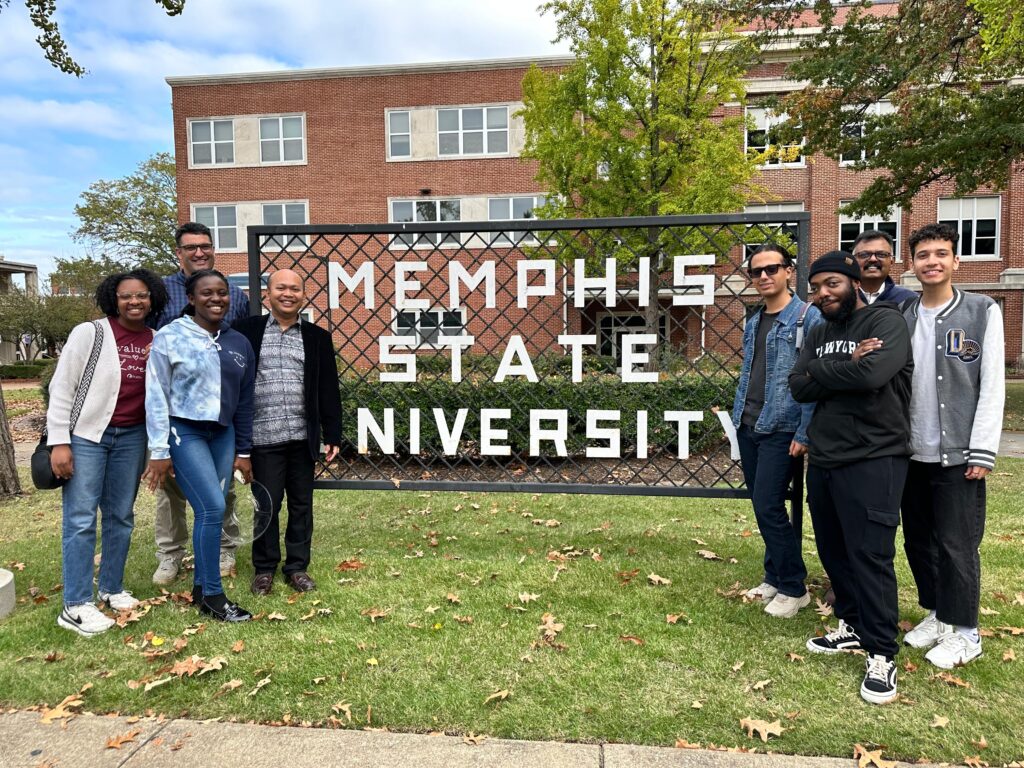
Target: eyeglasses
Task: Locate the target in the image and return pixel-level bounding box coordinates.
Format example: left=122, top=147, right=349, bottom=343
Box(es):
left=747, top=263, right=789, bottom=279
left=116, top=291, right=151, bottom=301
left=853, top=250, right=892, bottom=261
left=179, top=243, right=214, bottom=254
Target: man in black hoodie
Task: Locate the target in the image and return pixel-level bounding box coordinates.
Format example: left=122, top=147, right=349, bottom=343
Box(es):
left=789, top=251, right=913, bottom=705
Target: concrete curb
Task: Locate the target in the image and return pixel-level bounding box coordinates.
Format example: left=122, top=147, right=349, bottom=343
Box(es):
left=0, top=711, right=924, bottom=768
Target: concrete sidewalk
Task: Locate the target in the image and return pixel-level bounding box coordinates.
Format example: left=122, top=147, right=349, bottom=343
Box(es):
left=0, top=711, right=917, bottom=768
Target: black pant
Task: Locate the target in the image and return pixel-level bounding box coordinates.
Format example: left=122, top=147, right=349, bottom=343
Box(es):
left=806, top=455, right=907, bottom=658
left=902, top=460, right=986, bottom=627
left=251, top=440, right=315, bottom=577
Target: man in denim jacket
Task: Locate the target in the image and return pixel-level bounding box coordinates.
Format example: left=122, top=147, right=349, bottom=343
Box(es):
left=731, top=243, right=822, bottom=618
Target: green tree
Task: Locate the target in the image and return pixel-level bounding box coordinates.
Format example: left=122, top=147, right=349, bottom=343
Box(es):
left=0, top=0, right=185, bottom=76
left=773, top=0, right=1024, bottom=216
left=72, top=152, right=178, bottom=274
left=521, top=0, right=762, bottom=363
left=0, top=289, right=95, bottom=360
left=49, top=254, right=131, bottom=298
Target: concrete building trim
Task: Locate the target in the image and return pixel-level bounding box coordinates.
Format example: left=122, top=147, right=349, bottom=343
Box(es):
left=166, top=55, right=576, bottom=88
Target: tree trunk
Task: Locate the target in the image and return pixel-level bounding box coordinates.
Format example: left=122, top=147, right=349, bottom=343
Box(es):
left=0, top=385, right=23, bottom=497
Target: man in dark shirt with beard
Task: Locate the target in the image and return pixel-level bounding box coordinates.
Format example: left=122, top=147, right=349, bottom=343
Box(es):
left=789, top=251, right=913, bottom=706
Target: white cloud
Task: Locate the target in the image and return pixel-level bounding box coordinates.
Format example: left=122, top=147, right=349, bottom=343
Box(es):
left=0, top=96, right=168, bottom=142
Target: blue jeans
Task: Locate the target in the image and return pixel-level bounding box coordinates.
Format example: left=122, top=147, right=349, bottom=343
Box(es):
left=168, top=418, right=235, bottom=598
left=736, top=425, right=807, bottom=598
left=62, top=424, right=147, bottom=606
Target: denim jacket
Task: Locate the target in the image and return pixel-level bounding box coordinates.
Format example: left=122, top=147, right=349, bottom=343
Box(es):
left=731, top=295, right=823, bottom=446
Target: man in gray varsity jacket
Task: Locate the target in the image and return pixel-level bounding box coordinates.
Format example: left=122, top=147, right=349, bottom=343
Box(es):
left=899, top=222, right=1005, bottom=669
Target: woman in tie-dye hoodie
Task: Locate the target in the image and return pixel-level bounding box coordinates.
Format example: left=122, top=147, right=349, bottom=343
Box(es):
left=143, top=269, right=255, bottom=623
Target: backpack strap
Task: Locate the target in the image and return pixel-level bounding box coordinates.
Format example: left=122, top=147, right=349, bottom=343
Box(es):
left=67, top=320, right=105, bottom=433
left=795, top=301, right=811, bottom=351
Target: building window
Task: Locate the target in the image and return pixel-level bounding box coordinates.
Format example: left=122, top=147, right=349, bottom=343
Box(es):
left=261, top=202, right=308, bottom=250
left=388, top=111, right=411, bottom=158
left=839, top=102, right=895, bottom=165
left=391, top=199, right=461, bottom=248
left=938, top=196, right=1000, bottom=258
left=194, top=205, right=237, bottom=250
left=190, top=119, right=234, bottom=165
left=598, top=314, right=669, bottom=365
left=437, top=106, right=509, bottom=156
left=259, top=115, right=305, bottom=163
left=487, top=195, right=546, bottom=246
left=393, top=308, right=466, bottom=347
left=227, top=273, right=269, bottom=294
left=745, top=107, right=803, bottom=167
left=744, top=203, right=804, bottom=258
left=839, top=204, right=901, bottom=259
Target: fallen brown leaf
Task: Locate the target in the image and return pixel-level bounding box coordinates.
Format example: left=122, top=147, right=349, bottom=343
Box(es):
left=359, top=607, right=392, bottom=623
left=964, top=757, right=989, bottom=768
left=484, top=689, right=510, bottom=704
left=616, top=568, right=640, bottom=585
left=266, top=612, right=287, bottom=621
left=213, top=679, right=243, bottom=698
left=446, top=592, right=461, bottom=604
left=696, top=549, right=721, bottom=561
left=647, top=573, right=671, bottom=586
left=739, top=717, right=783, bottom=743
left=247, top=676, right=271, bottom=697
left=814, top=599, right=833, bottom=617
left=930, top=714, right=949, bottom=728
left=105, top=729, right=141, bottom=749
left=619, top=635, right=645, bottom=645
left=518, top=592, right=540, bottom=604
left=1003, top=648, right=1016, bottom=662
left=786, top=652, right=804, bottom=663
left=971, top=736, right=988, bottom=750
left=335, top=559, right=368, bottom=572
left=231, top=640, right=245, bottom=653
left=675, top=738, right=700, bottom=749
left=853, top=744, right=897, bottom=768
left=934, top=671, right=970, bottom=688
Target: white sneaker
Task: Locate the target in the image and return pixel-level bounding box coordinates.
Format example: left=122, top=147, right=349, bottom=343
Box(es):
left=744, top=582, right=778, bottom=603
left=903, top=613, right=952, bottom=649
left=57, top=603, right=115, bottom=637
left=99, top=590, right=139, bottom=612
left=764, top=591, right=811, bottom=618
left=219, top=550, right=236, bottom=578
left=152, top=556, right=181, bottom=586
left=925, top=632, right=982, bottom=669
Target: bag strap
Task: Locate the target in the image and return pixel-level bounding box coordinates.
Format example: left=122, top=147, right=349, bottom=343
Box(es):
left=795, top=301, right=812, bottom=352
left=67, top=320, right=105, bottom=434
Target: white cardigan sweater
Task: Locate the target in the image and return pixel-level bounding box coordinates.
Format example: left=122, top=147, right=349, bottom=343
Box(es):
left=46, top=320, right=124, bottom=445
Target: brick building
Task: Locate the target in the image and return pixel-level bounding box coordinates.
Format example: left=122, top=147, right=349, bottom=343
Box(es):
left=167, top=51, right=1024, bottom=369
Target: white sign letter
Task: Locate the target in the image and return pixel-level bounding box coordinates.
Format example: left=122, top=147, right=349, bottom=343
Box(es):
left=395, top=261, right=429, bottom=310
left=357, top=408, right=394, bottom=454
left=432, top=408, right=468, bottom=455
left=586, top=409, right=621, bottom=458
left=672, top=255, right=715, bottom=306
left=436, top=335, right=475, bottom=383
left=480, top=408, right=511, bottom=456
left=529, top=409, right=568, bottom=457
left=573, top=257, right=617, bottom=308
left=449, top=261, right=496, bottom=309
left=558, top=334, right=596, bottom=383
left=516, top=259, right=556, bottom=309
left=328, top=261, right=375, bottom=310
left=495, top=335, right=538, bottom=382
left=663, top=410, right=703, bottom=458
left=621, top=334, right=658, bottom=383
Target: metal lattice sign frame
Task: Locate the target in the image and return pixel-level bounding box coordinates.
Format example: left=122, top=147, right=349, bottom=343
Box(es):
left=247, top=212, right=810, bottom=498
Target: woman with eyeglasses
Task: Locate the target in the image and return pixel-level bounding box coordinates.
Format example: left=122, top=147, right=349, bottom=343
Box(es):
left=48, top=269, right=168, bottom=636
left=143, top=269, right=255, bottom=622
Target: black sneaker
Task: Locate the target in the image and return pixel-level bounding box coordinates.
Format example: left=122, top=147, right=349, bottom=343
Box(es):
left=860, top=653, right=897, bottom=704
left=199, top=596, right=252, bottom=622
left=806, top=619, right=863, bottom=654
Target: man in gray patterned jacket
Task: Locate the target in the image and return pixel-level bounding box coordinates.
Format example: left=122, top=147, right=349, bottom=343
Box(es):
left=898, top=222, right=1004, bottom=669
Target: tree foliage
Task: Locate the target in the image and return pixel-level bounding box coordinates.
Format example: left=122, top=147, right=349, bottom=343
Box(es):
left=0, top=0, right=186, bottom=76
left=774, top=0, right=1024, bottom=216
left=72, top=152, right=178, bottom=274
left=521, top=0, right=761, bottom=225
left=0, top=289, right=96, bottom=359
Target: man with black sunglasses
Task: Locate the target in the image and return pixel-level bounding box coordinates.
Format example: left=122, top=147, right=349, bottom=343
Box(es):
left=731, top=243, right=822, bottom=619
left=852, top=230, right=916, bottom=306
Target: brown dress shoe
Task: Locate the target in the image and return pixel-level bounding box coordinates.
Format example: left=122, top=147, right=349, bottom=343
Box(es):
left=251, top=572, right=274, bottom=596
left=287, top=571, right=316, bottom=592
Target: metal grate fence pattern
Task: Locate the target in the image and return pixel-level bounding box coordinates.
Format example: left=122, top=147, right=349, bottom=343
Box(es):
left=247, top=212, right=809, bottom=497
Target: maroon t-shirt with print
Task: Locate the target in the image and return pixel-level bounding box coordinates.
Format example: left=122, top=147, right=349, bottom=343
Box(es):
left=108, top=317, right=153, bottom=427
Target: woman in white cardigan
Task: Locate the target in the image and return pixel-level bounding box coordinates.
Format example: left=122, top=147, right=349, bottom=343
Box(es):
left=47, top=269, right=166, bottom=637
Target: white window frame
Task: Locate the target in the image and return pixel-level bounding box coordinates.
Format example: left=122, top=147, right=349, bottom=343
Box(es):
left=192, top=204, right=238, bottom=251
left=839, top=204, right=902, bottom=261
left=391, top=308, right=466, bottom=349
left=486, top=195, right=547, bottom=246
left=839, top=102, right=895, bottom=166
left=389, top=198, right=462, bottom=249
left=387, top=110, right=411, bottom=159
left=437, top=106, right=509, bottom=157
left=258, top=114, right=306, bottom=164
left=744, top=203, right=804, bottom=258
left=261, top=201, right=309, bottom=251
left=189, top=119, right=234, bottom=166
left=597, top=312, right=670, bottom=368
left=745, top=107, right=804, bottom=168
left=937, top=196, right=1001, bottom=260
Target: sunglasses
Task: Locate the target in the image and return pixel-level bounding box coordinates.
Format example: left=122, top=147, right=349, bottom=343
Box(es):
left=747, top=263, right=789, bottom=279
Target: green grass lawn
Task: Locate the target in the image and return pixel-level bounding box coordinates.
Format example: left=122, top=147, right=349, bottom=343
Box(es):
left=1005, top=380, right=1024, bottom=432
left=0, top=385, right=44, bottom=420
left=1, top=464, right=1022, bottom=764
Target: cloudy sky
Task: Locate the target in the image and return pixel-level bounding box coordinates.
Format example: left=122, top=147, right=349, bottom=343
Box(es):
left=0, top=0, right=570, bottom=282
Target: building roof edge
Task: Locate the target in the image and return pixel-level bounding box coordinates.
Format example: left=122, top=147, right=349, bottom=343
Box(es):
left=165, top=55, right=576, bottom=87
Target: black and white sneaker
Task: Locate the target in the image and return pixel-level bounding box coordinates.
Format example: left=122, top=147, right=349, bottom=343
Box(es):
left=860, top=653, right=898, bottom=704
left=57, top=603, right=115, bottom=637
left=806, top=619, right=863, bottom=654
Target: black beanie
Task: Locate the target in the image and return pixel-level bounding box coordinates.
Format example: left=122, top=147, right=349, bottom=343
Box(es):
left=809, top=250, right=861, bottom=281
